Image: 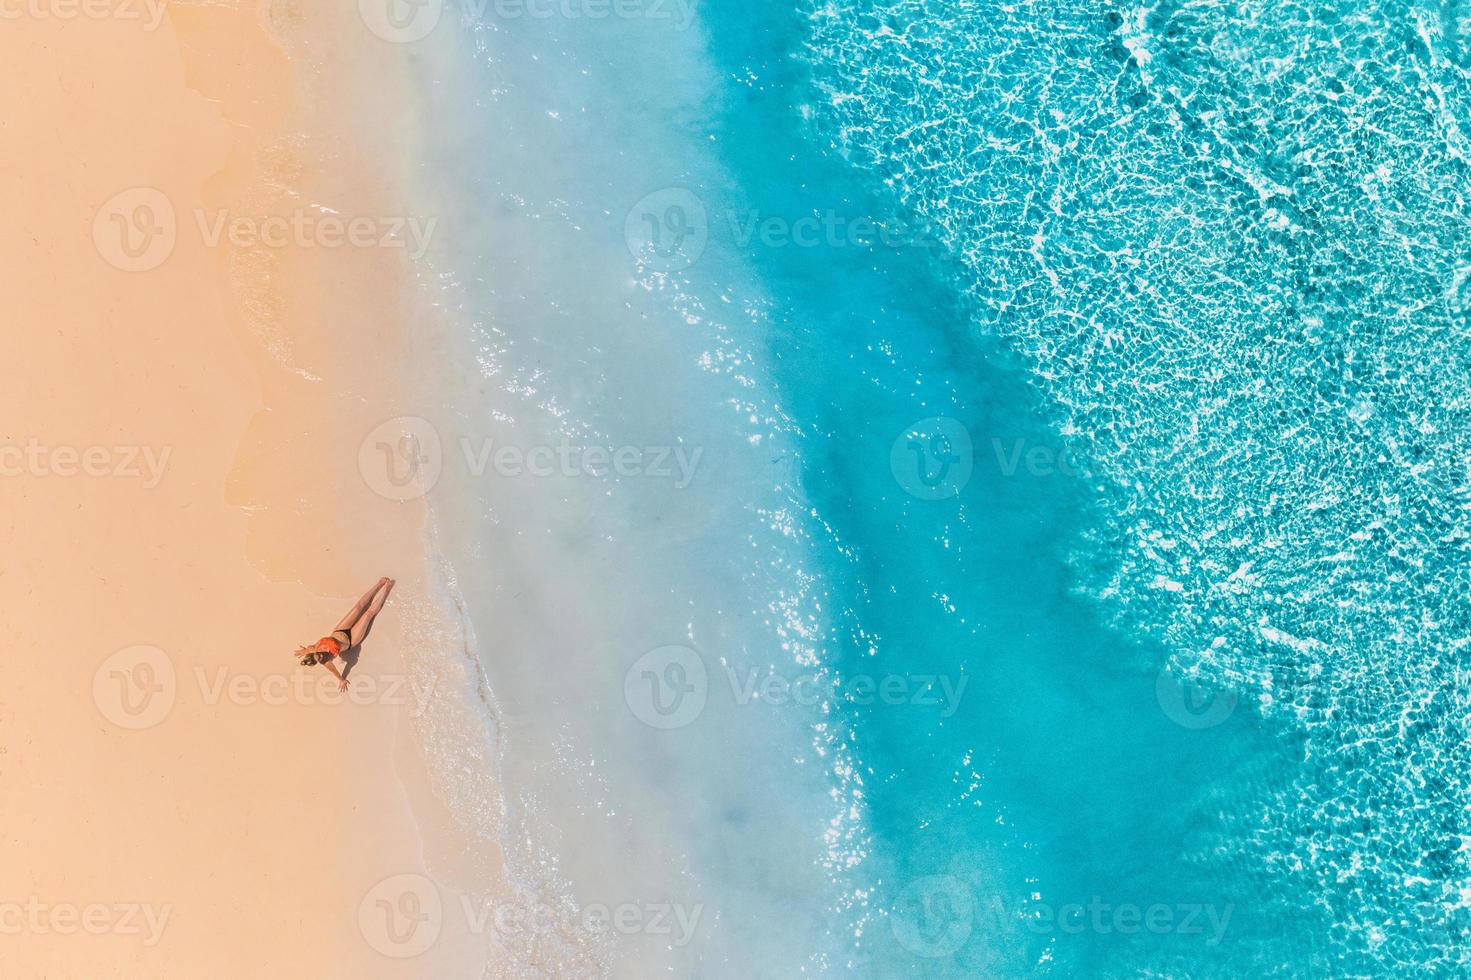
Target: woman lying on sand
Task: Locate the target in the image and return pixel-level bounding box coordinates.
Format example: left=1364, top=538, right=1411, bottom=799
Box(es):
left=296, top=577, right=395, bottom=691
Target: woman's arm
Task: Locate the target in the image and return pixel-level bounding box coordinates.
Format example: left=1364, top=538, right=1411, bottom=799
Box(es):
left=324, top=658, right=350, bottom=692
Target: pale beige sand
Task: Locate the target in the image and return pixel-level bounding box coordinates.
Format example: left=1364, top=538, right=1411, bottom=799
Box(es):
left=0, top=4, right=498, bottom=977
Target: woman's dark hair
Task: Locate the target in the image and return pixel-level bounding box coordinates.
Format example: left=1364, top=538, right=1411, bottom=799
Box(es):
left=300, top=651, right=329, bottom=667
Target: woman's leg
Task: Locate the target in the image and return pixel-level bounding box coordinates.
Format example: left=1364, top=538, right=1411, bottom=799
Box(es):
left=347, top=579, right=395, bottom=648
left=335, top=577, right=390, bottom=633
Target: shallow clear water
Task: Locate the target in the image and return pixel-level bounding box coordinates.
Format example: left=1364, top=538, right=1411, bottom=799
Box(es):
left=396, top=0, right=1471, bottom=975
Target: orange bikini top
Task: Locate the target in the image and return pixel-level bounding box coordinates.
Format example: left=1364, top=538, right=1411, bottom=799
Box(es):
left=317, top=635, right=344, bottom=659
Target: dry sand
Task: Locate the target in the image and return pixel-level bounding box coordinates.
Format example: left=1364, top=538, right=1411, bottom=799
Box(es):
left=0, top=3, right=497, bottom=976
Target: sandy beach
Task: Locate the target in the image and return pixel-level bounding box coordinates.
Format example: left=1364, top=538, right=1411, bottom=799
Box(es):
left=1, top=1, right=1452, bottom=976
left=0, top=4, right=491, bottom=976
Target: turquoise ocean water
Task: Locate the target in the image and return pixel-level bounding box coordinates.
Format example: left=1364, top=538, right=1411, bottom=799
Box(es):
left=397, top=1, right=1471, bottom=975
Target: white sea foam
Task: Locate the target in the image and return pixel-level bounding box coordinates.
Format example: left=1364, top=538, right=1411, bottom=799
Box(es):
left=384, top=6, right=871, bottom=977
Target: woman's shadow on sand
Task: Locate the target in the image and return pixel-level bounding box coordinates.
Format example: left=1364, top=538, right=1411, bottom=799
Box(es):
left=341, top=645, right=363, bottom=680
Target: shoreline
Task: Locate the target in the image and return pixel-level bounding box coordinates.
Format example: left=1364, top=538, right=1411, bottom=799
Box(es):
left=1, top=4, right=499, bottom=976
